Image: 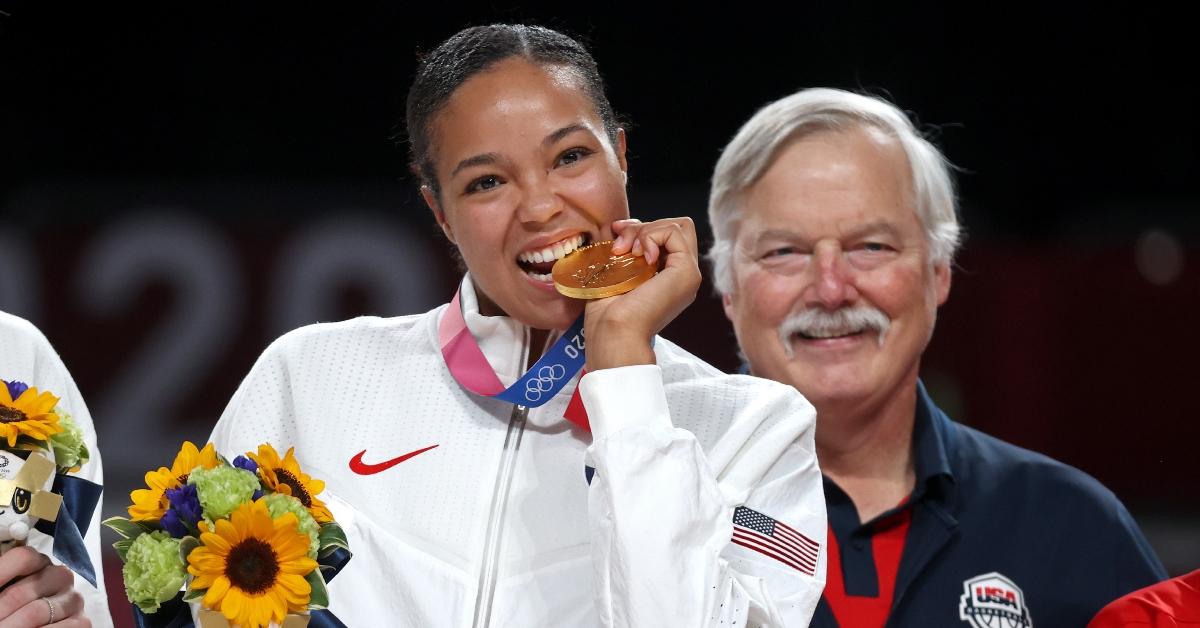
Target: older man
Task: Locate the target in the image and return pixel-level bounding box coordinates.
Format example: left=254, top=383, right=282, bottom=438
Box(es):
left=707, top=88, right=1166, bottom=627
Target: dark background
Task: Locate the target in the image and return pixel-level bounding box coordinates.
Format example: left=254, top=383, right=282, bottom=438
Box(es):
left=2, top=3, right=1196, bottom=624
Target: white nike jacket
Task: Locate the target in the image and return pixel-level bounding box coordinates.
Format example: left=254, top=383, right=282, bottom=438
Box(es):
left=210, top=277, right=826, bottom=627
left=0, top=311, right=112, bottom=628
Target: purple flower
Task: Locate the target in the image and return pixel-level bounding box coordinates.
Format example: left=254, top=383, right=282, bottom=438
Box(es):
left=162, top=483, right=202, bottom=538
left=3, top=380, right=28, bottom=400
left=251, top=490, right=264, bottom=501
left=167, top=484, right=202, bottom=521
left=232, top=455, right=258, bottom=474
left=161, top=508, right=188, bottom=538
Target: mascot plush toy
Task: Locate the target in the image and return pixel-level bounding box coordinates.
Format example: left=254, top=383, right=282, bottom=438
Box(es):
left=0, top=450, right=62, bottom=553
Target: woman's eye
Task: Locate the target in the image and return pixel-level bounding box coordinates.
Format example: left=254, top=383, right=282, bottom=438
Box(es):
left=466, top=175, right=502, bottom=194
left=859, top=242, right=891, bottom=253
left=556, top=147, right=593, bottom=167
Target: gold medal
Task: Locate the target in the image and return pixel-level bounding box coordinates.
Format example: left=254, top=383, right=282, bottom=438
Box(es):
left=552, top=240, right=657, bottom=299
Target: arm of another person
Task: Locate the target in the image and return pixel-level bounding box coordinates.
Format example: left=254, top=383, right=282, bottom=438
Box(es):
left=582, top=219, right=826, bottom=627
left=1088, top=570, right=1200, bottom=628
left=0, top=315, right=108, bottom=627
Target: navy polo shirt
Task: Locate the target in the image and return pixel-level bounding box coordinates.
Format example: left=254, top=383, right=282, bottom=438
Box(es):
left=809, top=381, right=1167, bottom=628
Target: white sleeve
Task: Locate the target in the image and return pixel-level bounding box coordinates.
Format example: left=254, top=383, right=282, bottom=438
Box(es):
left=22, top=325, right=113, bottom=628
left=580, top=365, right=825, bottom=627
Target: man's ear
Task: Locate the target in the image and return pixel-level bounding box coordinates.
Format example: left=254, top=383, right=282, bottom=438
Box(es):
left=721, top=291, right=736, bottom=322
left=421, top=185, right=455, bottom=243
left=934, top=260, right=952, bottom=305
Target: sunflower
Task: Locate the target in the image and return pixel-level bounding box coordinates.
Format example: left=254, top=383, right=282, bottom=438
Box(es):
left=187, top=499, right=316, bottom=628
left=0, top=384, right=63, bottom=448
left=248, top=444, right=333, bottom=523
left=129, top=441, right=220, bottom=521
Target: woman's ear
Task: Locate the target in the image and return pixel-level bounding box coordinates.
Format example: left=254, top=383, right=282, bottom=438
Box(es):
left=421, top=185, right=455, bottom=243
left=616, top=128, right=628, bottom=177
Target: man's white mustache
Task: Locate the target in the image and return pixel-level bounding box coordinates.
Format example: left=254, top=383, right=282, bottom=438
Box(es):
left=778, top=306, right=891, bottom=357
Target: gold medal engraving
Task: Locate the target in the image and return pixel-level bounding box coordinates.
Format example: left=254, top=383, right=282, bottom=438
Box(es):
left=552, top=240, right=657, bottom=299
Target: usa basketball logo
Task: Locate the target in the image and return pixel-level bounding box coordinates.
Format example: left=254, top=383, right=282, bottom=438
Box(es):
left=959, top=572, right=1033, bottom=628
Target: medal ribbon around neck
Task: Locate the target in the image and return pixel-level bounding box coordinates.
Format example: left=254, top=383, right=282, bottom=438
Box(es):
left=439, top=281, right=591, bottom=429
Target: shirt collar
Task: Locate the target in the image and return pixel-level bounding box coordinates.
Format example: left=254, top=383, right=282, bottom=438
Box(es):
left=459, top=273, right=528, bottom=385
left=910, top=379, right=957, bottom=505
left=736, top=362, right=959, bottom=505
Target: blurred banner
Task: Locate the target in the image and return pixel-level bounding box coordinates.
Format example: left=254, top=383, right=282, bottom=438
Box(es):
left=1, top=181, right=442, bottom=510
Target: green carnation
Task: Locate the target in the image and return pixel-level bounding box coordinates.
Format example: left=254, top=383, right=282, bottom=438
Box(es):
left=188, top=465, right=260, bottom=520
left=122, top=531, right=186, bottom=614
left=49, top=408, right=89, bottom=471
left=262, top=493, right=320, bottom=558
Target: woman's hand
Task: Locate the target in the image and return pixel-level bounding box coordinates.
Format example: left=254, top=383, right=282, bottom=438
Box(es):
left=0, top=546, right=89, bottom=627
left=583, top=217, right=702, bottom=371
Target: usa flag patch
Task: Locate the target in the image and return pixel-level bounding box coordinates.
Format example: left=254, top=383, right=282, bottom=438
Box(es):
left=731, top=506, right=820, bottom=576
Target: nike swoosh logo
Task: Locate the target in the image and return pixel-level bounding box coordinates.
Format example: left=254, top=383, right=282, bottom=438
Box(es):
left=349, top=444, right=439, bottom=475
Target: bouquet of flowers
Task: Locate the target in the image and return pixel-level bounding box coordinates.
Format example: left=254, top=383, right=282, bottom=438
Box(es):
left=104, top=441, right=350, bottom=628
left=0, top=379, right=91, bottom=551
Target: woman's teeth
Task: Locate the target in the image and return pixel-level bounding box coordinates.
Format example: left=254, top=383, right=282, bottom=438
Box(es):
left=517, top=234, right=586, bottom=265
left=517, top=234, right=587, bottom=281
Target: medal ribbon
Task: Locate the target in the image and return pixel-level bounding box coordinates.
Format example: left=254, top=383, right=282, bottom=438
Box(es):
left=439, top=282, right=592, bottom=430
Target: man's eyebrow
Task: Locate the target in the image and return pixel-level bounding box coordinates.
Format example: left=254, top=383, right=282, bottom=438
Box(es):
left=747, top=221, right=902, bottom=246
left=751, top=228, right=806, bottom=245
left=842, top=220, right=902, bottom=240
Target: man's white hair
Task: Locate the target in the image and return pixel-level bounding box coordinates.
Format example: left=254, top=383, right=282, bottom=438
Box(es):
left=707, top=88, right=961, bottom=295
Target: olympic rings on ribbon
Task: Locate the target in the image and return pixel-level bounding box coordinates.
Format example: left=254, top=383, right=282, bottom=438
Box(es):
left=524, top=364, right=567, bottom=402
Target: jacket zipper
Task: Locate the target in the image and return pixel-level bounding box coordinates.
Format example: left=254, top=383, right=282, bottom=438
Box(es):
left=471, top=328, right=532, bottom=628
